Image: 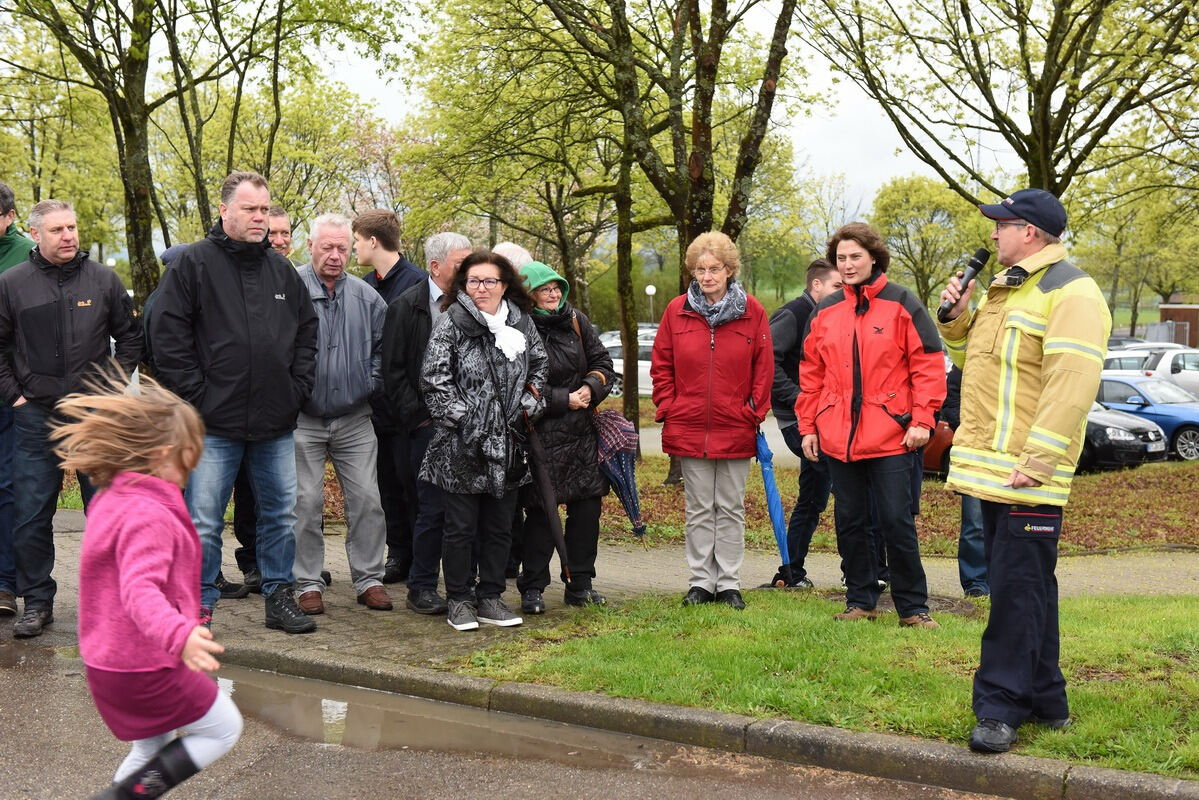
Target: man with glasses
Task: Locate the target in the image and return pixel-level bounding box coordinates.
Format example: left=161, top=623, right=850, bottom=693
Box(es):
left=938, top=188, right=1109, bottom=754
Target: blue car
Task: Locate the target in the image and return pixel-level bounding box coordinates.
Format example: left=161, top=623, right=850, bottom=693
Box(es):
left=1098, top=373, right=1199, bottom=461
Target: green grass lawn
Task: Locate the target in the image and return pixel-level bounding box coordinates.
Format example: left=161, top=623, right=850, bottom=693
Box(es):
left=459, top=590, right=1199, bottom=778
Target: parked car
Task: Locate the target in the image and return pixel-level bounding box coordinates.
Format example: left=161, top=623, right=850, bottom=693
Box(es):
left=1104, top=349, right=1153, bottom=371
left=1098, top=373, right=1199, bottom=460
left=1107, top=335, right=1147, bottom=349
left=923, top=400, right=1168, bottom=474
left=606, top=343, right=654, bottom=397
left=1078, top=401, right=1167, bottom=470
left=1123, top=341, right=1189, bottom=351
left=1117, top=348, right=1199, bottom=396
left=598, top=323, right=658, bottom=347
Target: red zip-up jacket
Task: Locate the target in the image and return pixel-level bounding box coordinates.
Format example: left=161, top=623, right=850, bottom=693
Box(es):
left=797, top=273, right=945, bottom=462
left=651, top=291, right=773, bottom=459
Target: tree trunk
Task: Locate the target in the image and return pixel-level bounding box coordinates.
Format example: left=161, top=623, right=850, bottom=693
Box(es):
left=117, top=108, right=160, bottom=307
left=616, top=135, right=640, bottom=428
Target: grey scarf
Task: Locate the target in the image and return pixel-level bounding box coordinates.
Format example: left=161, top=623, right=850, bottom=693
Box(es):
left=687, top=279, right=748, bottom=328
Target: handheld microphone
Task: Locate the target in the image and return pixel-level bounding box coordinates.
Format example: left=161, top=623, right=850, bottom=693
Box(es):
left=937, top=248, right=991, bottom=323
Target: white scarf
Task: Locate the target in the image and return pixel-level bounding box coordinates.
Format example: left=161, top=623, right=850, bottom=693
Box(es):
left=479, top=300, right=526, bottom=361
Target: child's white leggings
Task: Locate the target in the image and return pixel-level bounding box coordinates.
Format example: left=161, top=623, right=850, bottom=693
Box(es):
left=114, top=689, right=243, bottom=781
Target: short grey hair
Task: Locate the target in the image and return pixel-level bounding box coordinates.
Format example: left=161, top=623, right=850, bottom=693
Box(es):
left=28, top=199, right=73, bottom=230
left=425, top=232, right=471, bottom=268
left=1033, top=227, right=1061, bottom=245
left=308, top=213, right=352, bottom=241
left=0, top=181, right=16, bottom=215
left=493, top=241, right=533, bottom=269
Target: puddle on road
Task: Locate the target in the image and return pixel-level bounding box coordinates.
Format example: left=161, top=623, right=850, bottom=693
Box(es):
left=219, top=665, right=681, bottom=772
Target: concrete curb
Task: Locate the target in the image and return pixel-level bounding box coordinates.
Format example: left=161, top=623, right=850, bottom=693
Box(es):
left=223, top=646, right=1199, bottom=800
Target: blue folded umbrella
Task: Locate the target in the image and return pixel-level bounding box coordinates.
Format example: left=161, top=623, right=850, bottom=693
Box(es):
left=594, top=410, right=647, bottom=540
left=756, top=430, right=792, bottom=585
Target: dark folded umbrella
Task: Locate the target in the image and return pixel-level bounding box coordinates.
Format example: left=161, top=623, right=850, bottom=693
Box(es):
left=594, top=410, right=647, bottom=542
left=756, top=430, right=793, bottom=586
left=521, top=414, right=572, bottom=584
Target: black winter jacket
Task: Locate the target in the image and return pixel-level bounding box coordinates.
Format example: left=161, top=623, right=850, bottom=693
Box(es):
left=366, top=257, right=426, bottom=432
left=769, top=291, right=817, bottom=428
left=523, top=305, right=614, bottom=505
left=148, top=221, right=318, bottom=440
left=0, top=249, right=142, bottom=408
left=381, top=278, right=436, bottom=432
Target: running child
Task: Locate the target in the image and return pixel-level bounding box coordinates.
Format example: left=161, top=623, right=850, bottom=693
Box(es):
left=52, top=371, right=243, bottom=799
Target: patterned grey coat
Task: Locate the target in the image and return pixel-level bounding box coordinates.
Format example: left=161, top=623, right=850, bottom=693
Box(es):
left=419, top=294, right=548, bottom=498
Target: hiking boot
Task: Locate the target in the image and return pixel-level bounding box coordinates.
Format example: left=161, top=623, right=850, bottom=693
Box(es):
left=447, top=598, right=479, bottom=631
left=297, top=590, right=325, bottom=615
left=264, top=586, right=316, bottom=634
left=243, top=567, right=262, bottom=595
left=406, top=588, right=448, bottom=615
left=477, top=596, right=522, bottom=627
left=682, top=587, right=714, bottom=606
left=564, top=587, right=606, bottom=607
left=521, top=589, right=546, bottom=615
left=899, top=612, right=939, bottom=629
left=216, top=571, right=250, bottom=599
left=969, top=719, right=1017, bottom=753
left=357, top=585, right=393, bottom=610
left=715, top=589, right=746, bottom=610
left=13, top=607, right=53, bottom=638
left=0, top=590, right=16, bottom=616
left=382, top=557, right=407, bottom=584
left=198, top=607, right=213, bottom=629
left=833, top=606, right=880, bottom=621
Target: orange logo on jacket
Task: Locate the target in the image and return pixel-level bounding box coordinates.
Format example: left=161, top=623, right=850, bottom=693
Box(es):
left=76, top=299, right=93, bottom=307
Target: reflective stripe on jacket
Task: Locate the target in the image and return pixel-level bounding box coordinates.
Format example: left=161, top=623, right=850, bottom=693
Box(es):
left=938, top=244, right=1110, bottom=506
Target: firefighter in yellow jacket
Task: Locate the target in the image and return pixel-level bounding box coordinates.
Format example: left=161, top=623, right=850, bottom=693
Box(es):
left=938, top=189, right=1110, bottom=754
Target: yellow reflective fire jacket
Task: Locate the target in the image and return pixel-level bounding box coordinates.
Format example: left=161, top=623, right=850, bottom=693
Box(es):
left=937, top=244, right=1110, bottom=506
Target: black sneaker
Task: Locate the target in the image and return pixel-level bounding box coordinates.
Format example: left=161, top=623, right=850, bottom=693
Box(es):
left=321, top=570, right=332, bottom=587
left=383, top=557, right=406, bottom=584
left=564, top=587, right=606, bottom=607
left=682, top=587, right=714, bottom=606
left=243, top=567, right=263, bottom=595
left=759, top=575, right=814, bottom=590
left=521, top=589, right=546, bottom=615
left=715, top=589, right=746, bottom=610
left=447, top=598, right=479, bottom=631
left=13, top=607, right=53, bottom=638
left=264, top=586, right=316, bottom=634
left=477, top=596, right=522, bottom=627
left=969, top=719, right=1018, bottom=753
left=216, top=571, right=250, bottom=599
left=406, top=588, right=448, bottom=615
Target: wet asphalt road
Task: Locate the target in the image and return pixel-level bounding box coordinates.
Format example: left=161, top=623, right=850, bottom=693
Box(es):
left=0, top=639, right=1000, bottom=800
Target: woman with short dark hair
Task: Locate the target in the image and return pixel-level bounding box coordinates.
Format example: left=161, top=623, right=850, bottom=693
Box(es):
left=798, top=222, right=946, bottom=628
left=419, top=251, right=548, bottom=632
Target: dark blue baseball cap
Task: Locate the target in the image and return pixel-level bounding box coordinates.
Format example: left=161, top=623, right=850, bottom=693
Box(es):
left=978, top=189, right=1066, bottom=237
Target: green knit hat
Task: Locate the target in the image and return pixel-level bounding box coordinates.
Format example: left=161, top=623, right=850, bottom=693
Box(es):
left=520, top=261, right=569, bottom=304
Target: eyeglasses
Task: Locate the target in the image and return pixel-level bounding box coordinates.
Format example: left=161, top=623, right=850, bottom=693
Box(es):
left=466, top=277, right=502, bottom=289
left=533, top=284, right=561, bottom=295
left=693, top=265, right=727, bottom=276
left=994, top=221, right=1028, bottom=232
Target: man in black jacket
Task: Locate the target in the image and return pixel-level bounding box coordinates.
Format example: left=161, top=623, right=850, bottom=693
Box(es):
left=380, top=230, right=470, bottom=615
left=353, top=209, right=426, bottom=584
left=150, top=171, right=319, bottom=634
left=0, top=199, right=143, bottom=637
left=762, top=258, right=841, bottom=589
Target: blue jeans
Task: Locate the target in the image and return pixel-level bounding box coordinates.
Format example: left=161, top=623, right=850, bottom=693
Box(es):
left=0, top=404, right=14, bottom=593
left=958, top=493, right=988, bottom=595
left=12, top=402, right=96, bottom=609
left=186, top=433, right=299, bottom=610
left=778, top=425, right=831, bottom=581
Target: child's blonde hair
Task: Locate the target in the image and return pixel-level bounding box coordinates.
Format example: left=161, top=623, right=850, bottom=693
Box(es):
left=51, top=367, right=205, bottom=488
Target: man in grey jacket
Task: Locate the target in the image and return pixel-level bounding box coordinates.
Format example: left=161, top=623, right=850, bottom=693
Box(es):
left=293, top=213, right=392, bottom=614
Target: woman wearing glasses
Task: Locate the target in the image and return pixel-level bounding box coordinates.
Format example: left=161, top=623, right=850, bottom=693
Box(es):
left=797, top=222, right=945, bottom=628
left=650, top=232, right=773, bottom=609
left=420, top=251, right=548, bottom=632
left=515, top=262, right=616, bottom=615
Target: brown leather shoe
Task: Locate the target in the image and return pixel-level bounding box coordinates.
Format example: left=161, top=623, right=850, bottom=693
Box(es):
left=899, top=612, right=940, bottom=628
left=357, top=585, right=393, bottom=611
left=297, top=590, right=325, bottom=615
left=833, top=606, right=881, bottom=621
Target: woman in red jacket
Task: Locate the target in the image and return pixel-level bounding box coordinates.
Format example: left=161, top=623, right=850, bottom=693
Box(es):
left=651, top=232, right=772, bottom=610
left=798, top=223, right=946, bottom=627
